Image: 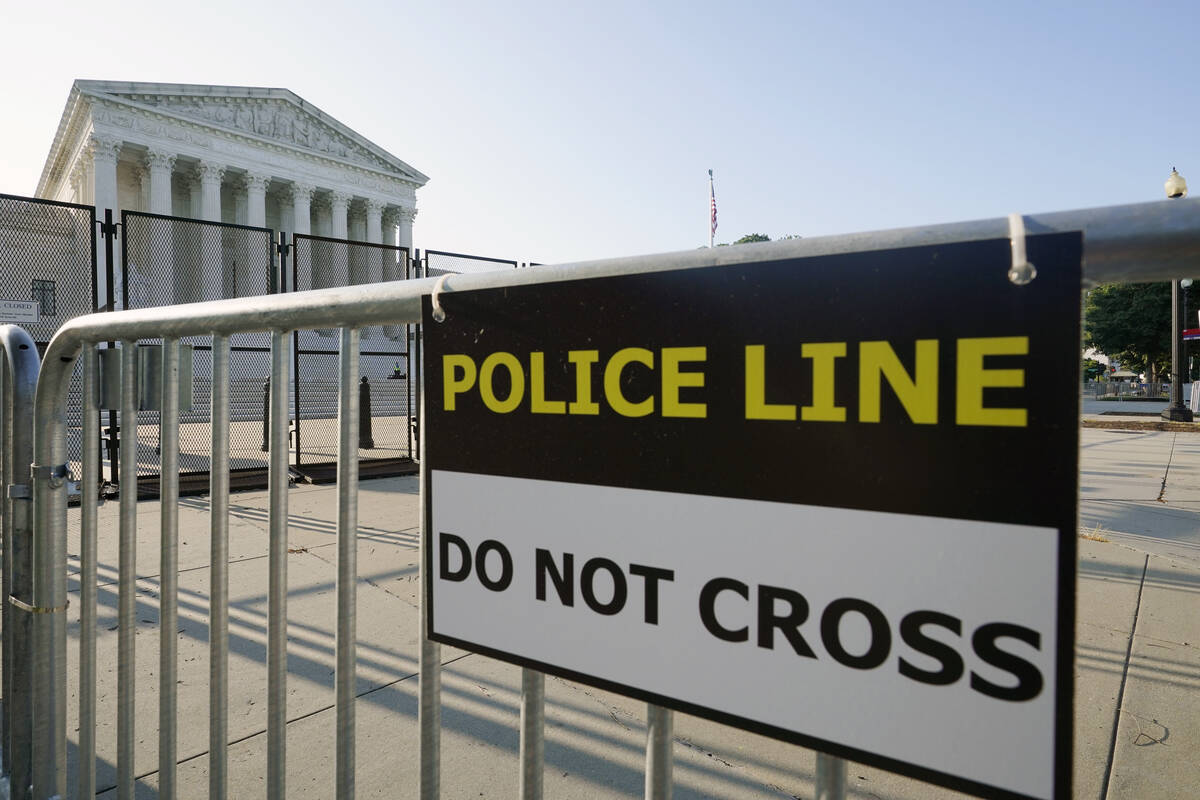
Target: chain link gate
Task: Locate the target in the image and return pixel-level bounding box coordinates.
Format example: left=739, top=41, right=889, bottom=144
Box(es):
left=0, top=193, right=97, bottom=799
left=121, top=211, right=276, bottom=496
left=291, top=233, right=415, bottom=480
left=0, top=194, right=99, bottom=483
left=411, top=250, right=519, bottom=453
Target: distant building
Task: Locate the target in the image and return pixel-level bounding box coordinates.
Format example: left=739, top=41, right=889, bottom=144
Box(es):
left=35, top=80, right=429, bottom=308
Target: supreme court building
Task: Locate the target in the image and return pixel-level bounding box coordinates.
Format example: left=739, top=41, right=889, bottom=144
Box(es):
left=34, top=80, right=428, bottom=310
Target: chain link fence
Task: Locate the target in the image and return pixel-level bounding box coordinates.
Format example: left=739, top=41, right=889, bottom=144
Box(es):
left=292, top=234, right=413, bottom=477
left=122, top=211, right=276, bottom=494
left=0, top=193, right=98, bottom=479
left=2, top=195, right=530, bottom=493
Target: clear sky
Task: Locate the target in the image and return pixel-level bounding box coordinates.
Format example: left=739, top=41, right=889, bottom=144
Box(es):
left=2, top=0, right=1197, bottom=266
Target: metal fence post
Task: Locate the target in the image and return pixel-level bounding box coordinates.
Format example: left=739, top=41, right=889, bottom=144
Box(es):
left=267, top=330, right=291, bottom=800
left=117, top=340, right=138, bottom=799
left=815, top=753, right=847, bottom=800
left=30, top=346, right=71, bottom=799
left=209, top=335, right=231, bottom=800
left=79, top=344, right=99, bottom=799
left=336, top=328, right=360, bottom=799
left=1, top=325, right=39, bottom=800
left=645, top=705, right=673, bottom=800
left=519, top=670, right=545, bottom=800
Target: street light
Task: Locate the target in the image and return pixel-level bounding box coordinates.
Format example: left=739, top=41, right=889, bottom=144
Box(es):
left=1162, top=168, right=1194, bottom=421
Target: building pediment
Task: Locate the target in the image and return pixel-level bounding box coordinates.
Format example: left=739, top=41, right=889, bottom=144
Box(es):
left=76, top=81, right=428, bottom=185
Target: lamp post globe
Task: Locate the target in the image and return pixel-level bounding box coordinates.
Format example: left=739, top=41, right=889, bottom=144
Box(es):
left=1166, top=167, right=1188, bottom=199
left=1163, top=169, right=1194, bottom=421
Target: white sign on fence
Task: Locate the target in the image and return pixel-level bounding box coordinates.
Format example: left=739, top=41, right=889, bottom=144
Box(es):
left=0, top=300, right=38, bottom=324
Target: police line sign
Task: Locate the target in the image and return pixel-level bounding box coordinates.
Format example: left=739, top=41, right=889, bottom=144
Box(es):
left=423, top=235, right=1079, bottom=800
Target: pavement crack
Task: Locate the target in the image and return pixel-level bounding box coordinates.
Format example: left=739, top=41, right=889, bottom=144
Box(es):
left=304, top=547, right=419, bottom=610
left=1155, top=433, right=1178, bottom=502
left=1101, top=553, right=1148, bottom=800
left=1120, top=710, right=1170, bottom=747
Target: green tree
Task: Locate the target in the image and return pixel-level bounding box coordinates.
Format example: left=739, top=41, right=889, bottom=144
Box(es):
left=732, top=233, right=771, bottom=244
left=1083, top=282, right=1170, bottom=382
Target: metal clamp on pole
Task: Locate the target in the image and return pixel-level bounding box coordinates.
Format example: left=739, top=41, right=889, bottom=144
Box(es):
left=1008, top=213, right=1038, bottom=286
left=32, top=464, right=71, bottom=489
left=430, top=274, right=450, bottom=322
left=7, top=483, right=31, bottom=499
left=9, top=596, right=69, bottom=615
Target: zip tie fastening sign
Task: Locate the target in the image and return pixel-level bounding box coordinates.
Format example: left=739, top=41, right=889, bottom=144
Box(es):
left=431, top=274, right=450, bottom=323
left=1008, top=213, right=1037, bottom=285
left=9, top=595, right=69, bottom=614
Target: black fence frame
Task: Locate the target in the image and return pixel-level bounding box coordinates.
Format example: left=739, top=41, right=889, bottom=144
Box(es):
left=121, top=210, right=278, bottom=493
left=290, top=233, right=414, bottom=476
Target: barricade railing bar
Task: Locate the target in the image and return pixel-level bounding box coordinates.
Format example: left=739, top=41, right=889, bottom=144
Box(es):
left=20, top=195, right=1200, bottom=799
left=1, top=324, right=41, bottom=799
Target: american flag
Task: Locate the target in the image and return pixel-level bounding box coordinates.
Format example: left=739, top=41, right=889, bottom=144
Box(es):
left=708, top=169, right=718, bottom=240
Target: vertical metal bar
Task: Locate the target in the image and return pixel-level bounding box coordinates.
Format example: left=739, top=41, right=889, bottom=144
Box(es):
left=1, top=352, right=11, bottom=781
left=79, top=344, right=99, bottom=799
left=118, top=340, right=138, bottom=800
left=267, top=329, right=290, bottom=800
left=210, top=336, right=230, bottom=800
left=107, top=211, right=119, bottom=486
left=412, top=252, right=422, bottom=460
left=287, top=238, right=302, bottom=468
left=2, top=325, right=37, bottom=800
left=814, top=753, right=847, bottom=800
left=404, top=251, right=414, bottom=460
left=31, top=386, right=69, bottom=796
left=158, top=339, right=180, bottom=798
left=418, top=366, right=440, bottom=800
left=336, top=327, right=359, bottom=800
left=519, top=670, right=545, bottom=800
left=645, top=705, right=673, bottom=800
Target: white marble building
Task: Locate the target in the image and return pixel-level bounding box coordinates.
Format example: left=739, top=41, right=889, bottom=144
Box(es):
left=35, top=80, right=428, bottom=307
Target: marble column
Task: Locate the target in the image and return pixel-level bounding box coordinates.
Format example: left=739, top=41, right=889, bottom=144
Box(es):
left=146, top=149, right=176, bottom=215
left=397, top=206, right=416, bottom=253
left=90, top=134, right=122, bottom=309
left=131, top=165, right=151, bottom=307
left=291, top=182, right=314, bottom=237
left=187, top=172, right=202, bottom=219
left=374, top=204, right=397, bottom=339
left=178, top=171, right=201, bottom=304
left=197, top=160, right=224, bottom=223
left=366, top=200, right=384, bottom=273
left=138, top=150, right=176, bottom=309
left=135, top=166, right=150, bottom=212
left=349, top=206, right=367, bottom=285
left=277, top=191, right=294, bottom=238
left=330, top=191, right=350, bottom=240
left=196, top=161, right=225, bottom=301
left=245, top=172, right=269, bottom=228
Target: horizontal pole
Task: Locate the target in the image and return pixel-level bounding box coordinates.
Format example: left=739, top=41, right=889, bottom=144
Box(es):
left=35, top=196, right=1200, bottom=428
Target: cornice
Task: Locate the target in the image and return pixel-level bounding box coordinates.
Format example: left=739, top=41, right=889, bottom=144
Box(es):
left=83, top=90, right=427, bottom=190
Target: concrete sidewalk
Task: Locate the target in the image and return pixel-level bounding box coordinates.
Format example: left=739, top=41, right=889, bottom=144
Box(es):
left=60, top=426, right=1200, bottom=798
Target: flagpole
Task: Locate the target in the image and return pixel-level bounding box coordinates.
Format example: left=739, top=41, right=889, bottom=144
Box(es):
left=708, top=169, right=716, bottom=248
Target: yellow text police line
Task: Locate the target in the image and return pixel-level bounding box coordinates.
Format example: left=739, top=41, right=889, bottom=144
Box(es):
left=442, top=337, right=1029, bottom=427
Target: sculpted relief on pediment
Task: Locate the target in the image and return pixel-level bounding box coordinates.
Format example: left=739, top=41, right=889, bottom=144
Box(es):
left=119, top=95, right=395, bottom=173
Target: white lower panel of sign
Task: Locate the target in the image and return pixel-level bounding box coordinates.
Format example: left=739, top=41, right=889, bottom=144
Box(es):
left=430, top=470, right=1058, bottom=799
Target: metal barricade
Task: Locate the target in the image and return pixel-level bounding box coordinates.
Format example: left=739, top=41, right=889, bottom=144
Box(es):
left=1, top=325, right=41, bottom=799
left=22, top=195, right=1200, bottom=799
